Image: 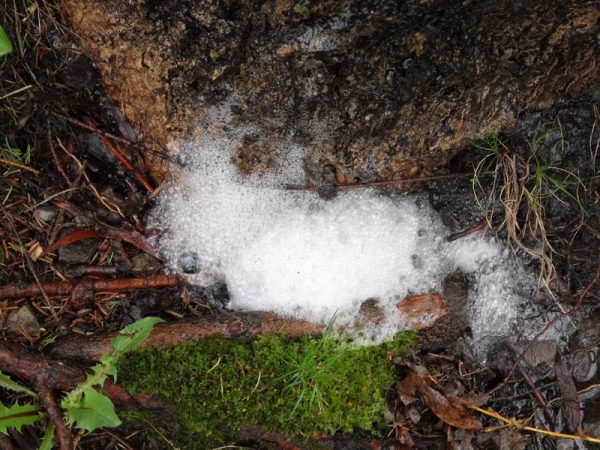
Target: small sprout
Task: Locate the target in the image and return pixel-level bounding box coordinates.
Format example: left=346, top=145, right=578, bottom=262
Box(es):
left=293, top=4, right=310, bottom=14
left=0, top=26, right=13, bottom=57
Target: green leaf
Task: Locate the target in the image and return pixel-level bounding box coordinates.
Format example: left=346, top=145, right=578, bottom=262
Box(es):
left=0, top=26, right=13, bottom=57
left=112, top=316, right=164, bottom=355
left=38, top=423, right=55, bottom=450
left=64, top=389, right=121, bottom=432
left=0, top=402, right=43, bottom=435
left=293, top=4, right=309, bottom=14
left=0, top=371, right=37, bottom=398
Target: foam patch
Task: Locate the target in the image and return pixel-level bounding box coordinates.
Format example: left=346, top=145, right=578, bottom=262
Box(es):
left=151, top=135, right=539, bottom=342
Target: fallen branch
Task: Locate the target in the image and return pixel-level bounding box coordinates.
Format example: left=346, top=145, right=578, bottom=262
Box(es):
left=0, top=274, right=180, bottom=300
left=50, top=311, right=325, bottom=362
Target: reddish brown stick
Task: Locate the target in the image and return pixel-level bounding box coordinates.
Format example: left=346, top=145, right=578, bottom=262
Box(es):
left=50, top=311, right=325, bottom=362
left=54, top=113, right=168, bottom=160
left=0, top=274, right=180, bottom=300
left=99, top=133, right=155, bottom=194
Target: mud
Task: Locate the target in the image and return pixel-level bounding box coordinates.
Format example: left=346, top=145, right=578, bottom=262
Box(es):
left=60, top=0, right=600, bottom=183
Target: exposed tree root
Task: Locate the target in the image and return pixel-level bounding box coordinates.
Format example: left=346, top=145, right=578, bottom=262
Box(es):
left=0, top=274, right=180, bottom=300
left=50, top=311, right=325, bottom=362
left=0, top=342, right=165, bottom=450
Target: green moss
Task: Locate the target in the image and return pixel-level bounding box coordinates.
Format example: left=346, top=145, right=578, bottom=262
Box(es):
left=118, top=331, right=415, bottom=448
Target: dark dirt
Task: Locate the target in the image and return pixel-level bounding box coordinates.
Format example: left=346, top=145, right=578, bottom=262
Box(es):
left=60, top=0, right=600, bottom=184
left=1, top=0, right=600, bottom=449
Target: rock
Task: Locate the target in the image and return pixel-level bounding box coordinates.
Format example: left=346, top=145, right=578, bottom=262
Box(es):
left=179, top=252, right=199, bottom=274
left=570, top=349, right=598, bottom=384
left=507, top=340, right=557, bottom=368
left=57, top=229, right=98, bottom=265
left=6, top=305, right=40, bottom=339
left=583, top=414, right=600, bottom=443
left=130, top=254, right=162, bottom=274
left=34, top=205, right=59, bottom=223
left=60, top=0, right=600, bottom=182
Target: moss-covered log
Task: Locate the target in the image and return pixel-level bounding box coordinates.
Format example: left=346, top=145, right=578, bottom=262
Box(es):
left=118, top=332, right=416, bottom=448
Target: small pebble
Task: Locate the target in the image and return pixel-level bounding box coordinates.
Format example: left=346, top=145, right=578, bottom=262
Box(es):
left=6, top=305, right=40, bottom=339
left=179, top=252, right=200, bottom=274
left=35, top=205, right=59, bottom=223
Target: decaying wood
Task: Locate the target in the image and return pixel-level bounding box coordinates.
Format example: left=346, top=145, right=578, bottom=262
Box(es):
left=0, top=274, right=180, bottom=300
left=50, top=311, right=325, bottom=362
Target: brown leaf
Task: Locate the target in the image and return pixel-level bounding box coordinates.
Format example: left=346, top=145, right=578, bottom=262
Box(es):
left=554, top=351, right=581, bottom=432
left=396, top=377, right=417, bottom=405
left=409, top=371, right=482, bottom=430
left=396, top=293, right=447, bottom=329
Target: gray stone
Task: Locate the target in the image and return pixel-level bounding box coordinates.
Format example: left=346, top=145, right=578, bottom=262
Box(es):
left=130, top=253, right=162, bottom=274
left=57, top=237, right=98, bottom=265
left=6, top=305, right=40, bottom=338
left=508, top=340, right=557, bottom=368
left=570, top=349, right=598, bottom=384
left=34, top=205, right=59, bottom=223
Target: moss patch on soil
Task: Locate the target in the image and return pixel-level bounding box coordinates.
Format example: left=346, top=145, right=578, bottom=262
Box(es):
left=118, top=332, right=415, bottom=448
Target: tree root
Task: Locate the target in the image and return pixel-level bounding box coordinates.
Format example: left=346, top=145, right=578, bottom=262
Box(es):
left=0, top=274, right=180, bottom=301
left=50, top=311, right=324, bottom=362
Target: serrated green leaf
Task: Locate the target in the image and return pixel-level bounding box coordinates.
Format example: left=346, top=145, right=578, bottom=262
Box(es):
left=0, top=26, right=13, bottom=57
left=64, top=389, right=120, bottom=432
left=38, top=423, right=55, bottom=450
left=0, top=402, right=43, bottom=435
left=114, top=317, right=164, bottom=355
left=0, top=371, right=37, bottom=398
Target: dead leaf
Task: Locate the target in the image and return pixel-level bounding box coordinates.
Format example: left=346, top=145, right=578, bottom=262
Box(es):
left=396, top=378, right=416, bottom=405
left=554, top=351, right=581, bottom=432
left=396, top=293, right=447, bottom=329
left=409, top=371, right=482, bottom=430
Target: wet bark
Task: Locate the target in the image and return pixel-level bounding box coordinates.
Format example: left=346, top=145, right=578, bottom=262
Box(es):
left=50, top=311, right=324, bottom=362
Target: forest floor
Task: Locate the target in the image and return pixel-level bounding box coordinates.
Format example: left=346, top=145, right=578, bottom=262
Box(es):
left=1, top=1, right=600, bottom=449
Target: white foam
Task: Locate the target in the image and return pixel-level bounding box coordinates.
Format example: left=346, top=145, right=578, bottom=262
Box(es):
left=151, top=134, right=541, bottom=343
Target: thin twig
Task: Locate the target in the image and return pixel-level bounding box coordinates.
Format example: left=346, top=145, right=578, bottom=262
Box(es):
left=0, top=274, right=181, bottom=300
left=0, top=156, right=39, bottom=175
left=0, top=204, right=58, bottom=320
left=99, top=132, right=155, bottom=193
left=465, top=402, right=600, bottom=444
left=0, top=84, right=32, bottom=101
left=54, top=113, right=169, bottom=160
left=285, top=171, right=492, bottom=192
